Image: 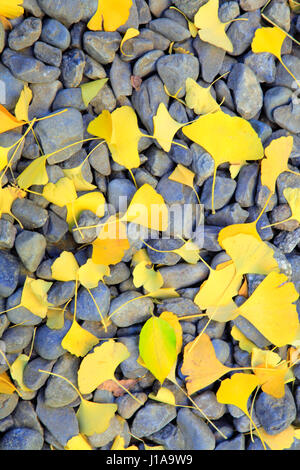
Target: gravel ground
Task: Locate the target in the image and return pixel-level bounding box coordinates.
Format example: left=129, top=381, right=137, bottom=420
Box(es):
left=0, top=0, right=300, bottom=451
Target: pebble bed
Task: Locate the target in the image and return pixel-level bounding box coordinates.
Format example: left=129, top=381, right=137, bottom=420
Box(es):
left=0, top=0, right=300, bottom=451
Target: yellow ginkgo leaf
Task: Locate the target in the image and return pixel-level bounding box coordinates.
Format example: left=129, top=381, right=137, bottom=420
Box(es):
left=283, top=187, right=300, bottom=223
left=139, top=316, right=177, bottom=384
left=0, top=185, right=26, bottom=219
left=159, top=311, right=182, bottom=355
left=78, top=340, right=130, bottom=394
left=218, top=220, right=261, bottom=247
left=173, top=239, right=200, bottom=264
left=14, top=85, right=32, bottom=122
left=61, top=320, right=99, bottom=357
left=88, top=106, right=142, bottom=169
left=237, top=272, right=299, bottom=347
left=185, top=78, right=220, bottom=115
left=181, top=333, right=231, bottom=394
left=92, top=216, right=130, bottom=266
left=42, top=177, right=77, bottom=207
left=80, top=78, right=108, bottom=107
left=251, top=348, right=288, bottom=399
left=76, top=399, right=117, bottom=436
left=133, top=261, right=163, bottom=293
left=120, top=28, right=140, bottom=56
left=194, top=262, right=242, bottom=322
left=169, top=164, right=195, bottom=189
left=0, top=372, right=16, bottom=394
left=10, top=354, right=32, bottom=392
left=254, top=426, right=295, bottom=451
left=145, top=288, right=180, bottom=299
left=252, top=26, right=287, bottom=62
left=46, top=307, right=65, bottom=330
left=194, top=0, right=234, bottom=52
left=148, top=387, right=176, bottom=406
left=261, top=136, right=294, bottom=193
left=132, top=248, right=151, bottom=267
left=87, top=0, right=133, bottom=32
left=51, top=251, right=79, bottom=282
left=17, top=154, right=49, bottom=190
left=0, top=0, right=23, bottom=19
left=231, top=325, right=256, bottom=354
left=66, top=191, right=106, bottom=228
left=65, top=434, right=92, bottom=450
left=62, top=166, right=96, bottom=192
left=183, top=110, right=263, bottom=213
left=0, top=144, right=15, bottom=173
left=229, top=163, right=244, bottom=179
left=152, top=103, right=184, bottom=152
left=21, top=277, right=52, bottom=318
left=122, top=184, right=169, bottom=231
left=221, top=233, right=279, bottom=276
left=78, top=259, right=110, bottom=289
left=0, top=104, right=24, bottom=134
left=216, top=373, right=259, bottom=416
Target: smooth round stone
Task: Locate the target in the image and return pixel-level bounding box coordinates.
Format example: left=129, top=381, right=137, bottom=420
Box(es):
left=0, top=428, right=43, bottom=450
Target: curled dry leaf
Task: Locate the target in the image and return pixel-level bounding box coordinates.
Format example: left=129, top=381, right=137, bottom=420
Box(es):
left=98, top=378, right=139, bottom=397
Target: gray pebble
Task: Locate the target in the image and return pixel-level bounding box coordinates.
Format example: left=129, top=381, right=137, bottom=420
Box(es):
left=83, top=31, right=121, bottom=65
left=61, top=49, right=85, bottom=88
left=2, top=48, right=60, bottom=83
left=34, top=319, right=72, bottom=360
left=44, top=353, right=79, bottom=407
left=11, top=199, right=48, bottom=230
left=177, top=408, right=215, bottom=450
left=133, top=50, right=164, bottom=77
left=8, top=17, right=42, bottom=51
left=0, top=251, right=20, bottom=298
left=2, top=326, right=34, bottom=354
left=40, top=19, right=71, bottom=50
left=34, top=41, right=62, bottom=67
left=131, top=402, right=176, bottom=437
left=109, top=291, right=153, bottom=327
left=201, top=176, right=237, bottom=211
left=228, top=63, right=263, bottom=119
left=0, top=427, right=43, bottom=450
left=23, top=357, right=56, bottom=391
left=255, top=386, right=296, bottom=435
left=15, top=230, right=46, bottom=272
left=157, top=54, right=199, bottom=98
left=110, top=55, right=132, bottom=99
left=0, top=219, right=17, bottom=250
left=0, top=394, right=19, bottom=420
left=227, top=10, right=261, bottom=56
left=70, top=283, right=110, bottom=322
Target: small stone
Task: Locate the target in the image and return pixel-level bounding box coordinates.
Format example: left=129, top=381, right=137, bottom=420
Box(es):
left=132, top=75, right=169, bottom=133
left=61, top=49, right=85, bottom=88
left=159, top=262, right=209, bottom=289
left=83, top=31, right=121, bottom=65
left=0, top=393, right=19, bottom=419
left=249, top=119, right=272, bottom=143
left=88, top=142, right=111, bottom=175
left=228, top=63, right=263, bottom=119
left=15, top=230, right=46, bottom=272
left=149, top=423, right=186, bottom=450
left=0, top=251, right=19, bottom=298
left=0, top=64, right=25, bottom=111
left=131, top=402, right=176, bottom=437
left=47, top=281, right=75, bottom=307
left=275, top=55, right=300, bottom=89
left=12, top=401, right=43, bottom=435
left=212, top=339, right=230, bottom=364
left=88, top=416, right=130, bottom=448
left=157, top=297, right=200, bottom=318
left=70, top=21, right=86, bottom=49
left=215, top=79, right=235, bottom=111
left=2, top=48, right=60, bottom=84
left=28, top=81, right=62, bottom=120
left=287, top=255, right=300, bottom=293
left=2, top=326, right=34, bottom=354
left=264, top=86, right=292, bottom=122
left=136, top=0, right=152, bottom=23
left=233, top=316, right=271, bottom=348
left=240, top=0, right=267, bottom=10
left=116, top=393, right=147, bottom=419
left=108, top=178, right=136, bottom=213
left=191, top=144, right=215, bottom=186
left=35, top=108, right=83, bottom=164
left=133, top=50, right=164, bottom=77
left=109, top=291, right=153, bottom=327
left=173, top=0, right=206, bottom=19
left=200, top=226, right=222, bottom=251
left=235, top=163, right=259, bottom=207
left=193, top=391, right=226, bottom=421
left=84, top=55, right=106, bottom=80
left=44, top=353, right=79, bottom=408
left=157, top=54, right=199, bottom=98
left=40, top=19, right=71, bottom=50
left=0, top=219, right=16, bottom=249
left=89, top=83, right=116, bottom=114
left=169, top=141, right=192, bottom=166
left=244, top=51, right=276, bottom=83
left=70, top=283, right=110, bottom=322
left=193, top=36, right=225, bottom=82
left=0, top=416, right=14, bottom=433
left=264, top=0, right=290, bottom=32
left=227, top=10, right=261, bottom=56
left=139, top=27, right=170, bottom=51
left=23, top=357, right=56, bottom=391
left=255, top=386, right=296, bottom=435
left=149, top=18, right=190, bottom=42
left=110, top=55, right=132, bottom=98
left=0, top=428, right=43, bottom=450
left=36, top=391, right=79, bottom=447
left=177, top=408, right=215, bottom=450
left=72, top=211, right=100, bottom=245
left=37, top=0, right=83, bottom=26
left=34, top=41, right=62, bottom=67
left=119, top=336, right=148, bottom=378
left=201, top=176, right=237, bottom=211
left=11, top=199, right=48, bottom=230
left=274, top=228, right=300, bottom=254
left=146, top=239, right=182, bottom=266
left=42, top=211, right=69, bottom=243
left=215, top=434, right=245, bottom=450
left=104, top=263, right=131, bottom=285
left=277, top=171, right=300, bottom=204
left=146, top=147, right=173, bottom=177
left=8, top=17, right=42, bottom=51
left=206, top=203, right=249, bottom=226
left=273, top=103, right=300, bottom=134
left=270, top=204, right=299, bottom=232
left=34, top=319, right=72, bottom=360
left=121, top=36, right=154, bottom=62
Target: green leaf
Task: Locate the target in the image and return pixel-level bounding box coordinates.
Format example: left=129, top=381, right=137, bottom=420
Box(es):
left=139, top=317, right=177, bottom=384
left=80, top=79, right=109, bottom=107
